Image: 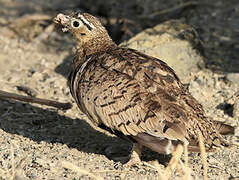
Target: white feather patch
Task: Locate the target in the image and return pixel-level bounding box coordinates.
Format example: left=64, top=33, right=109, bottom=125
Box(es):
left=77, top=13, right=95, bottom=29
left=165, top=140, right=172, bottom=154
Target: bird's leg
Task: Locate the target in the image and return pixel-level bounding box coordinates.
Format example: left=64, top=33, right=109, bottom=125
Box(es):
left=126, top=143, right=143, bottom=166
left=164, top=144, right=184, bottom=179
left=163, top=141, right=191, bottom=180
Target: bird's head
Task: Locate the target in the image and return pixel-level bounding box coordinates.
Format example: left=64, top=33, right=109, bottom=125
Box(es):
left=54, top=12, right=116, bottom=55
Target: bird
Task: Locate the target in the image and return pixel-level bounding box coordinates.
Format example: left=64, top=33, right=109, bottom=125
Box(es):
left=53, top=12, right=234, bottom=168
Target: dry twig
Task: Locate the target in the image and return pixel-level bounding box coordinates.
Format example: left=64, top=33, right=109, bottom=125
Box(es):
left=0, top=90, right=72, bottom=110
left=61, top=161, right=104, bottom=180
left=139, top=1, right=212, bottom=19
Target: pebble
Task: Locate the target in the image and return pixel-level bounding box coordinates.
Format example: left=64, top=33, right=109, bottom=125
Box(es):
left=32, top=71, right=44, bottom=81
left=225, top=73, right=239, bottom=85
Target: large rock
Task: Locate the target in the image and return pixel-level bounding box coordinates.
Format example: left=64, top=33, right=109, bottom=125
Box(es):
left=121, top=20, right=205, bottom=82
left=225, top=73, right=239, bottom=86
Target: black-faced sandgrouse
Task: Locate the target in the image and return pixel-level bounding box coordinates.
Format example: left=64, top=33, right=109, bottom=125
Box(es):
left=54, top=12, right=234, bottom=166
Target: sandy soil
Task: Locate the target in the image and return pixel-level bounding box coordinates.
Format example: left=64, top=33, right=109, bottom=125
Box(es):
left=0, top=0, right=238, bottom=179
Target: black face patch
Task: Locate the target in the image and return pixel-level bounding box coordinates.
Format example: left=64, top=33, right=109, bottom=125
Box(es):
left=79, top=18, right=93, bottom=31
left=71, top=12, right=93, bottom=31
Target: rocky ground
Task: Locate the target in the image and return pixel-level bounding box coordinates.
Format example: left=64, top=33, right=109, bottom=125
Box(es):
left=0, top=0, right=239, bottom=179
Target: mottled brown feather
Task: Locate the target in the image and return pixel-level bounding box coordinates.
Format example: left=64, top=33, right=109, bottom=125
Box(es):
left=54, top=12, right=233, bottom=155
left=69, top=47, right=227, bottom=151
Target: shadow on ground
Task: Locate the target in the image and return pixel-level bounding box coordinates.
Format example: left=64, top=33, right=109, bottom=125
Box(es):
left=0, top=99, right=170, bottom=164
left=0, top=100, right=117, bottom=155
left=55, top=54, right=73, bottom=78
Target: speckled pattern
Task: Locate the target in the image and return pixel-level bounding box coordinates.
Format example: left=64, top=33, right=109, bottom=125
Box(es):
left=58, top=12, right=231, bottom=158
left=0, top=0, right=238, bottom=179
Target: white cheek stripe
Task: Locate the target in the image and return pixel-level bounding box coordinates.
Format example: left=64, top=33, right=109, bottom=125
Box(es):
left=77, top=14, right=95, bottom=29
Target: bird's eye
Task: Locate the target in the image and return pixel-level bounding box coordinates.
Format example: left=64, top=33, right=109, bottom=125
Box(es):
left=71, top=19, right=81, bottom=28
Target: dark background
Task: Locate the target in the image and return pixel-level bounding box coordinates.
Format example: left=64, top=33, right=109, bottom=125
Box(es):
left=0, top=0, right=238, bottom=73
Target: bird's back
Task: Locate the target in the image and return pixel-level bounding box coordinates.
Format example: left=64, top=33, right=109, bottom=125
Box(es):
left=68, top=47, right=227, bottom=153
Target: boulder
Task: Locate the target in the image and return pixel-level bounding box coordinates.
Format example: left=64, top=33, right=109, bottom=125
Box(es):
left=121, top=20, right=205, bottom=82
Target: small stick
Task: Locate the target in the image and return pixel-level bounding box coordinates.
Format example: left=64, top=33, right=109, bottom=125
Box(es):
left=61, top=161, right=104, bottom=180
left=183, top=140, right=191, bottom=180
left=0, top=90, right=72, bottom=110
left=139, top=1, right=204, bottom=19
left=198, top=131, right=208, bottom=180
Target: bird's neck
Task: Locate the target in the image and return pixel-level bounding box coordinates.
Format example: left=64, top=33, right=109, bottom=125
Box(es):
left=77, top=36, right=117, bottom=58
left=73, top=36, right=116, bottom=69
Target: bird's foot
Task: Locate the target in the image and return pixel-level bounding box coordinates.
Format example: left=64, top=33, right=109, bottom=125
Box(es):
left=125, top=143, right=143, bottom=167
left=163, top=144, right=184, bottom=179
left=125, top=150, right=142, bottom=166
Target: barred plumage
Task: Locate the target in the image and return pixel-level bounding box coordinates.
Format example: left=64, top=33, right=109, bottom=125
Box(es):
left=54, top=12, right=233, bottom=165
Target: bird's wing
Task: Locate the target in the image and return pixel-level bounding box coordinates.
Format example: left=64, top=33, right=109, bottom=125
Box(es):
left=73, top=48, right=205, bottom=143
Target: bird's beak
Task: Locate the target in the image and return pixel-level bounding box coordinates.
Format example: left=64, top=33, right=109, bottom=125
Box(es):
left=54, top=13, right=71, bottom=32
